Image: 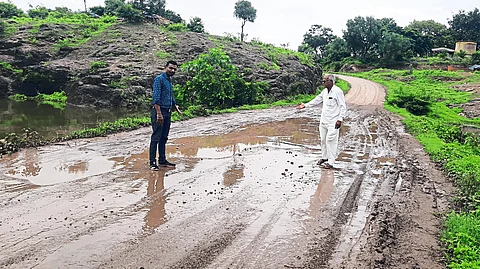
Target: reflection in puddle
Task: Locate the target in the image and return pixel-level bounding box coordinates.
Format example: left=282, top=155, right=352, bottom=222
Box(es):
left=309, top=169, right=335, bottom=216
left=144, top=170, right=169, bottom=230
left=169, top=118, right=319, bottom=159
left=5, top=149, right=118, bottom=186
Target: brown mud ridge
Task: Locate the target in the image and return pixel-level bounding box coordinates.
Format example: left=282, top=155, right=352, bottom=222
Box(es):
left=0, top=76, right=453, bottom=268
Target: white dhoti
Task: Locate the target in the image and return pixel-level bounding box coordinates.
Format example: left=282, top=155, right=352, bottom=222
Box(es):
left=319, top=121, right=339, bottom=165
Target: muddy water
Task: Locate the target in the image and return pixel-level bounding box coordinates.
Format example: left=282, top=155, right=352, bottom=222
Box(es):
left=0, top=99, right=147, bottom=139
left=0, top=77, right=400, bottom=268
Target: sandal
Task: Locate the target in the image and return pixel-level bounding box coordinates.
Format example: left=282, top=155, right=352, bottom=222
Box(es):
left=323, top=163, right=334, bottom=169
left=317, top=159, right=328, bottom=165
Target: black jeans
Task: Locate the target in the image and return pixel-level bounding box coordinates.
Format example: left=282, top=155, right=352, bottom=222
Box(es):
left=149, top=107, right=171, bottom=165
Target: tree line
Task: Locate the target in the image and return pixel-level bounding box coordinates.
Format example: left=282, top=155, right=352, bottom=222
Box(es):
left=298, top=8, right=480, bottom=69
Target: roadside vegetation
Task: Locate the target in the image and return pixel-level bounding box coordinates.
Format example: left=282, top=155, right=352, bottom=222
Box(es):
left=351, top=69, right=480, bottom=269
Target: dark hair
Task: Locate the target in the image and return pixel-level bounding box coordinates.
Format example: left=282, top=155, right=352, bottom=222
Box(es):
left=165, top=60, right=178, bottom=67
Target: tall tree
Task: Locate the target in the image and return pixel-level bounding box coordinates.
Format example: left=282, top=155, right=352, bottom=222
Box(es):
left=343, top=16, right=381, bottom=60
left=147, top=0, right=165, bottom=14
left=448, top=8, right=480, bottom=44
left=406, top=20, right=452, bottom=48
left=104, top=0, right=125, bottom=15
left=323, top=38, right=350, bottom=63
left=378, top=32, right=412, bottom=65
left=298, top=25, right=335, bottom=59
left=233, top=0, right=256, bottom=42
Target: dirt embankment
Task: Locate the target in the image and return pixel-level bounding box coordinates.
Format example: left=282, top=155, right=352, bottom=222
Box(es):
left=0, top=76, right=453, bottom=268
left=0, top=23, right=321, bottom=107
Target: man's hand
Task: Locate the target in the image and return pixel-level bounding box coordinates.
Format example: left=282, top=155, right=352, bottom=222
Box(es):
left=175, top=105, right=183, bottom=114
left=157, top=114, right=164, bottom=124
left=296, top=103, right=305, bottom=110
left=335, top=120, right=342, bottom=129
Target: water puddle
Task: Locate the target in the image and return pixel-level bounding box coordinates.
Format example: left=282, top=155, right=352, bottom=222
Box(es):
left=4, top=148, right=119, bottom=185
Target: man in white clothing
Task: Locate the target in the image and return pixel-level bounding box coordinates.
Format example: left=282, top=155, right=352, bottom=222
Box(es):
left=296, top=74, right=347, bottom=169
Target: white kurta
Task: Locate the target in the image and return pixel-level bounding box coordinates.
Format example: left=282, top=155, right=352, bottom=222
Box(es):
left=305, top=85, right=347, bottom=165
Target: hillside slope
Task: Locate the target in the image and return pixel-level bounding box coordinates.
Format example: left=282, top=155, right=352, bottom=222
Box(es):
left=0, top=22, right=321, bottom=108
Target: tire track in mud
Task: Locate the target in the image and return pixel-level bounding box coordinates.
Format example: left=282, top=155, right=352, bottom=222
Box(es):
left=302, top=108, right=399, bottom=269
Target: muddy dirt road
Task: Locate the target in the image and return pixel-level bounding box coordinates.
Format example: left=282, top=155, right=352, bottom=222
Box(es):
left=0, top=76, right=453, bottom=269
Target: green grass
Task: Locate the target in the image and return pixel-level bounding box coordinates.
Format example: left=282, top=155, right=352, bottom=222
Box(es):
left=442, top=211, right=480, bottom=269
left=7, top=13, right=116, bottom=52
left=8, top=92, right=67, bottom=109
left=350, top=69, right=480, bottom=268
left=249, top=39, right=314, bottom=67
left=155, top=50, right=171, bottom=59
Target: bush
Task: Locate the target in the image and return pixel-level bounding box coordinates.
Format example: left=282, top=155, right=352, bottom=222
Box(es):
left=187, top=17, right=204, bottom=33
left=455, top=50, right=467, bottom=59
left=0, top=2, right=24, bottom=18
left=387, top=86, right=432, bottom=115
left=90, top=60, right=108, bottom=71
left=89, top=6, right=105, bottom=16
left=177, top=48, right=266, bottom=109
left=28, top=6, right=49, bottom=19
left=472, top=51, right=480, bottom=65
left=161, top=9, right=182, bottom=23
left=116, top=4, right=142, bottom=22
left=166, top=22, right=187, bottom=32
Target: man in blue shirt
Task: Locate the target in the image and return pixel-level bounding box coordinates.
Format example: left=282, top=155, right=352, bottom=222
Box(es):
left=149, top=61, right=182, bottom=170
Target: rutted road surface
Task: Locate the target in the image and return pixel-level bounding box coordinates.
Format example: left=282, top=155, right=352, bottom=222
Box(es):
left=0, top=76, right=453, bottom=269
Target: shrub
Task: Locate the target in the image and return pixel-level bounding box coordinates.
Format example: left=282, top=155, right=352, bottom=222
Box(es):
left=166, top=22, right=187, bottom=32
left=90, top=60, right=108, bottom=71
left=28, top=6, right=49, bottom=19
left=116, top=4, right=142, bottom=23
left=187, top=17, right=204, bottom=33
left=472, top=51, right=480, bottom=65
left=387, top=86, right=432, bottom=115
left=0, top=2, right=24, bottom=18
left=177, top=48, right=266, bottom=109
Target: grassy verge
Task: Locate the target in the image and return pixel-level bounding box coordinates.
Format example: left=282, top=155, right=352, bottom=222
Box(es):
left=349, top=69, right=480, bottom=268
left=8, top=92, right=67, bottom=109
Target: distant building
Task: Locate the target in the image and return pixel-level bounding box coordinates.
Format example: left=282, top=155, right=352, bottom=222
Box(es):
left=455, top=42, right=477, bottom=54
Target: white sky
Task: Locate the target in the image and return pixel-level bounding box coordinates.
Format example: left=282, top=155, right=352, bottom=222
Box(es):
left=8, top=0, right=478, bottom=49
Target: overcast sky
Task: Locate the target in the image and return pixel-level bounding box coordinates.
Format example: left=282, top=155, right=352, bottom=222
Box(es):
left=8, top=0, right=478, bottom=49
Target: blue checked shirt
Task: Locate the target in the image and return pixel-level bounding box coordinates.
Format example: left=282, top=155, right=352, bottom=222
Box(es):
left=152, top=72, right=176, bottom=108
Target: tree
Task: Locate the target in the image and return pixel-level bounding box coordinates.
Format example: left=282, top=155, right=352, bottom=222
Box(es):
left=233, top=0, right=256, bottom=42
left=104, top=0, right=125, bottom=15
left=116, top=4, right=143, bottom=22
left=343, top=16, right=382, bottom=61
left=89, top=6, right=105, bottom=16
left=377, top=18, right=403, bottom=34
left=298, top=25, right=335, bottom=59
left=406, top=20, right=452, bottom=48
left=146, top=0, right=165, bottom=14
left=28, top=6, right=49, bottom=19
left=187, top=17, right=205, bottom=33
left=449, top=8, right=480, bottom=44
left=161, top=9, right=182, bottom=23
left=323, top=38, right=350, bottom=63
left=402, top=28, right=433, bottom=57
left=0, top=2, right=24, bottom=18
left=378, top=32, right=412, bottom=65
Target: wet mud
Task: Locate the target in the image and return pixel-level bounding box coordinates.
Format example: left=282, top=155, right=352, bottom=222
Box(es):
left=0, top=76, right=453, bottom=269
